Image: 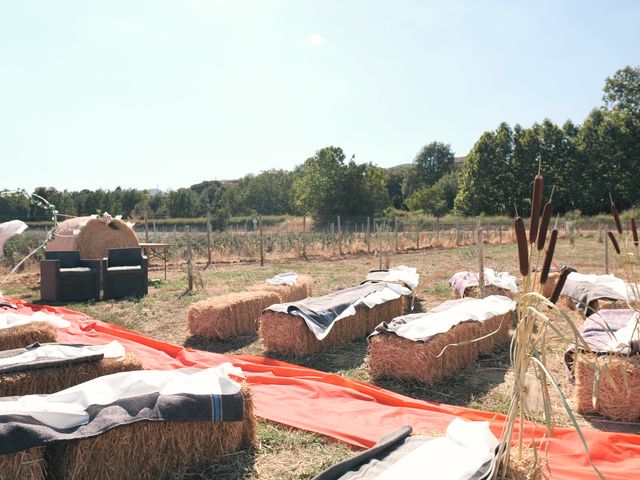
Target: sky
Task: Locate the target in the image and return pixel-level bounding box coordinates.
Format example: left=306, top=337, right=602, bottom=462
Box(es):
left=1, top=0, right=639, bottom=192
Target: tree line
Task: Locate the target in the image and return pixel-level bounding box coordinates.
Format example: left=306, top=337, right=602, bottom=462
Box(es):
left=1, top=66, right=638, bottom=226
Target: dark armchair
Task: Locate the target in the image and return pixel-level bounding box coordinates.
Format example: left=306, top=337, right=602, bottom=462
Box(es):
left=40, top=251, right=101, bottom=302
left=102, top=247, right=148, bottom=300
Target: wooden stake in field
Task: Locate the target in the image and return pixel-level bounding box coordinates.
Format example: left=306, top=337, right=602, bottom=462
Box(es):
left=478, top=228, right=485, bottom=296
left=185, top=226, right=193, bottom=293
left=205, top=213, right=212, bottom=269
left=378, top=225, right=383, bottom=269
left=415, top=220, right=420, bottom=250
left=302, top=215, right=307, bottom=259
left=394, top=217, right=399, bottom=251
left=366, top=217, right=371, bottom=254
left=337, top=215, right=343, bottom=255
left=604, top=230, right=609, bottom=274
left=259, top=216, right=264, bottom=267
left=144, top=208, right=149, bottom=243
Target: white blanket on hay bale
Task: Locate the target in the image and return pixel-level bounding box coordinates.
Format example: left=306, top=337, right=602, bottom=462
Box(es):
left=372, top=295, right=515, bottom=342
left=265, top=282, right=412, bottom=341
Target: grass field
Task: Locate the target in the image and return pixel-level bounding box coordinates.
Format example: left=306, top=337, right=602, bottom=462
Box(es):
left=2, top=235, right=638, bottom=479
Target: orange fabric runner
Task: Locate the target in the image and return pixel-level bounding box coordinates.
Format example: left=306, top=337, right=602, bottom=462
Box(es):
left=6, top=299, right=640, bottom=479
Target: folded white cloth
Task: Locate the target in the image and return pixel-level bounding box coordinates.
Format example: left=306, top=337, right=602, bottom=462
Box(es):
left=266, top=272, right=298, bottom=286
left=0, top=341, right=126, bottom=369
left=393, top=295, right=515, bottom=342
left=0, top=364, right=243, bottom=429
left=376, top=418, right=498, bottom=480
left=0, top=311, right=71, bottom=330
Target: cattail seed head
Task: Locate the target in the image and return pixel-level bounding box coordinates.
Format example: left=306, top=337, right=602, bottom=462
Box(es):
left=631, top=218, right=638, bottom=247
left=549, top=266, right=575, bottom=304
left=540, top=229, right=558, bottom=284
left=611, top=201, right=623, bottom=235
left=608, top=231, right=621, bottom=254
left=515, top=217, right=529, bottom=276
left=529, top=175, right=544, bottom=243
left=536, top=202, right=552, bottom=251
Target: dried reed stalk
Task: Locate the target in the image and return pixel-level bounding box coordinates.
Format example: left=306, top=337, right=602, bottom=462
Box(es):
left=0, top=353, right=143, bottom=397
left=610, top=201, right=623, bottom=235
left=260, top=297, right=405, bottom=356
left=536, top=203, right=552, bottom=251
left=188, top=291, right=281, bottom=340
left=575, top=353, right=640, bottom=421
left=0, top=447, right=46, bottom=480
left=368, top=312, right=511, bottom=383
left=529, top=175, right=544, bottom=243
left=539, top=229, right=558, bottom=285
left=514, top=218, right=529, bottom=276
left=46, top=384, right=256, bottom=480
left=0, top=323, right=58, bottom=351
left=607, top=231, right=621, bottom=254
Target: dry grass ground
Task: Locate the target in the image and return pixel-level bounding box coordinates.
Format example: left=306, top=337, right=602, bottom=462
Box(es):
left=2, top=235, right=638, bottom=479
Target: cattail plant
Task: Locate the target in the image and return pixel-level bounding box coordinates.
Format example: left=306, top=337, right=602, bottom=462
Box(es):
left=493, top=175, right=603, bottom=480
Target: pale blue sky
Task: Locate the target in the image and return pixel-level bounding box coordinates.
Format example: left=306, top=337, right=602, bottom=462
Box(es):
left=1, top=0, right=639, bottom=192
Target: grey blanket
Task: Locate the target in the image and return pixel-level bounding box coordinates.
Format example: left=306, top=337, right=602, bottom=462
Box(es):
left=0, top=343, right=103, bottom=375
left=266, top=283, right=392, bottom=335
left=564, top=309, right=638, bottom=378
left=0, top=390, right=244, bottom=455
left=561, top=279, right=627, bottom=314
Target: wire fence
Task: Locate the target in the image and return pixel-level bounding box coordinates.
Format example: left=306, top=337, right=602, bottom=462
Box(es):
left=1, top=216, right=612, bottom=270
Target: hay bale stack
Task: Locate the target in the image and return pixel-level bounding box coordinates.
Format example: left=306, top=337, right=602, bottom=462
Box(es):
left=46, top=216, right=139, bottom=260
left=46, top=383, right=256, bottom=480
left=0, top=323, right=58, bottom=351
left=248, top=274, right=313, bottom=303
left=575, top=353, right=640, bottom=420
left=0, top=353, right=143, bottom=398
left=259, top=297, right=405, bottom=356
left=0, top=448, right=46, bottom=480
left=368, top=312, right=511, bottom=384
left=188, top=291, right=281, bottom=340
left=457, top=285, right=514, bottom=299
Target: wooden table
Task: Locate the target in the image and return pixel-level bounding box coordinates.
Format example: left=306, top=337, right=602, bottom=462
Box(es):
left=139, top=242, right=172, bottom=279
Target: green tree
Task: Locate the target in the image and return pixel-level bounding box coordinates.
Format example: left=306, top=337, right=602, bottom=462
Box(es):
left=402, top=142, right=455, bottom=198
left=603, top=65, right=640, bottom=113
left=406, top=171, right=459, bottom=216
left=166, top=188, right=198, bottom=218
left=454, top=123, right=514, bottom=216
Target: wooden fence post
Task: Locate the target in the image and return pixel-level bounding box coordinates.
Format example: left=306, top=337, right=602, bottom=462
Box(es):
left=394, top=217, right=399, bottom=251
left=259, top=216, right=264, bottom=267
left=604, top=231, right=609, bottom=274
left=337, top=215, right=343, bottom=255
left=478, top=228, right=485, bottom=296
left=302, top=215, right=307, bottom=259
left=144, top=208, right=149, bottom=242
left=185, top=226, right=193, bottom=292
left=366, top=217, right=371, bottom=254
left=204, top=213, right=212, bottom=268
left=415, top=220, right=420, bottom=250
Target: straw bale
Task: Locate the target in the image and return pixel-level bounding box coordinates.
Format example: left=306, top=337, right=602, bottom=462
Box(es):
left=47, top=216, right=139, bottom=260
left=0, top=447, right=45, bottom=480
left=260, top=296, right=405, bottom=356
left=368, top=312, right=511, bottom=384
left=458, top=285, right=514, bottom=299
left=0, top=353, right=143, bottom=397
left=46, top=383, right=256, bottom=480
left=188, top=291, right=281, bottom=340
left=0, top=323, right=58, bottom=351
left=575, top=353, right=640, bottom=421
left=248, top=275, right=313, bottom=303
